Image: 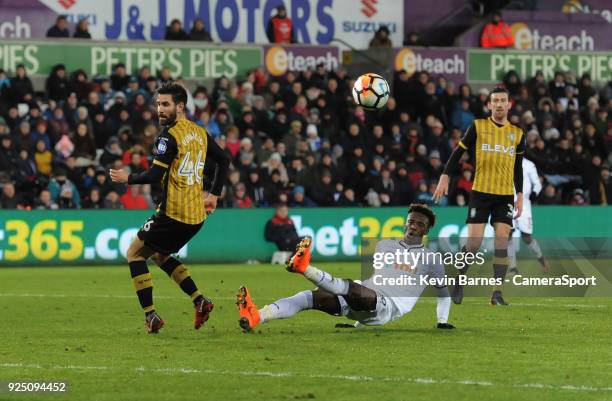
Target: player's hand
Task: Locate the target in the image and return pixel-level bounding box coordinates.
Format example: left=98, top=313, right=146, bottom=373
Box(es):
left=514, top=193, right=523, bottom=219
left=437, top=322, right=455, bottom=329
left=109, top=169, right=129, bottom=183
left=433, top=174, right=449, bottom=203
left=205, top=194, right=218, bottom=215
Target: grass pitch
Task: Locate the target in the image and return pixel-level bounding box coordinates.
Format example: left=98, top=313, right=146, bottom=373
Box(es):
left=0, top=263, right=611, bottom=401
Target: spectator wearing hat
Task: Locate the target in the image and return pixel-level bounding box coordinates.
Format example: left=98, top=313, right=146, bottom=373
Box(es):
left=369, top=25, right=393, bottom=48
left=46, top=15, right=70, bottom=38
left=48, top=169, right=80, bottom=209
left=570, top=188, right=587, bottom=205
left=480, top=11, right=514, bottom=48
left=289, top=185, right=316, bottom=207
left=266, top=4, right=295, bottom=44
left=46, top=64, right=69, bottom=102
left=305, top=124, right=321, bottom=152
left=99, top=136, right=123, bottom=168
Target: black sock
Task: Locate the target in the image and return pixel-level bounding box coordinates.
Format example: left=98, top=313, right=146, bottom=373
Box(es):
left=457, top=245, right=472, bottom=276
left=493, top=248, right=509, bottom=282
left=159, top=257, right=202, bottom=303
left=129, top=260, right=154, bottom=314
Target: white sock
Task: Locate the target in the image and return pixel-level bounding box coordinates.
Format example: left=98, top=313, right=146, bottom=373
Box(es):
left=528, top=239, right=543, bottom=258
left=303, top=265, right=349, bottom=295
left=259, top=290, right=313, bottom=324
left=508, top=237, right=518, bottom=269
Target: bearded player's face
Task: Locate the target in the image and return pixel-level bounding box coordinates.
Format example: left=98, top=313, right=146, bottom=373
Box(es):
left=156, top=94, right=178, bottom=126
left=487, top=92, right=511, bottom=120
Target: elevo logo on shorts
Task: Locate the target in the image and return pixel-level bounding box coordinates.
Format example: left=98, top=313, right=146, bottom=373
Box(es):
left=264, top=46, right=339, bottom=76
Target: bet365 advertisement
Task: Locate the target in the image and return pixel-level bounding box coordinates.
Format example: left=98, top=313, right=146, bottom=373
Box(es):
left=0, top=207, right=610, bottom=265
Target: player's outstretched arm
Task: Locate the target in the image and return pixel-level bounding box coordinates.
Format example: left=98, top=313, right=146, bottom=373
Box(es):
left=110, top=163, right=167, bottom=185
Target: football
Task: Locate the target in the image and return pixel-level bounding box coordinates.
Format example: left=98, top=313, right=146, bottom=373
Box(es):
left=352, top=73, right=390, bottom=110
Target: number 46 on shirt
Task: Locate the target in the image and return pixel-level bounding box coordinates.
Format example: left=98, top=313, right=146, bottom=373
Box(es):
left=178, top=151, right=204, bottom=186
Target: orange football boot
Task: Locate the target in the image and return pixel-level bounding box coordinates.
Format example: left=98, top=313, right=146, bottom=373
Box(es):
left=285, top=237, right=312, bottom=274
left=236, top=286, right=260, bottom=332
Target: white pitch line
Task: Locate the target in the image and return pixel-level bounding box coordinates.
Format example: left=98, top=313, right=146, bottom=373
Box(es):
left=1, top=362, right=611, bottom=393
left=0, top=293, right=607, bottom=308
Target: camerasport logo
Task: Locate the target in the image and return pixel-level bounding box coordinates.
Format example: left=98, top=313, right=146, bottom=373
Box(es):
left=361, top=0, right=378, bottom=18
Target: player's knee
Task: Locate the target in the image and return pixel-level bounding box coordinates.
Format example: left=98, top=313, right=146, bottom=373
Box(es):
left=346, top=281, right=377, bottom=311
left=150, top=252, right=170, bottom=267
left=126, top=238, right=152, bottom=262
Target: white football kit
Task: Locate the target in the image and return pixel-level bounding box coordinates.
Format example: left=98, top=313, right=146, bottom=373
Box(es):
left=514, top=158, right=541, bottom=234
left=339, top=239, right=450, bottom=326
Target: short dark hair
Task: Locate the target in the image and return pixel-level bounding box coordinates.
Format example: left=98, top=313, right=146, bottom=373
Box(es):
left=488, top=86, right=509, bottom=102
left=408, top=203, right=436, bottom=228
left=156, top=82, right=188, bottom=108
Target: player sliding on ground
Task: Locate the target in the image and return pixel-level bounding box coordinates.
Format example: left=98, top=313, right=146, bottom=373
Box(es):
left=236, top=204, right=455, bottom=331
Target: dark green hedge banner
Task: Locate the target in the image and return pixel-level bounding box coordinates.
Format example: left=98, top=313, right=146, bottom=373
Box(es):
left=0, top=207, right=610, bottom=265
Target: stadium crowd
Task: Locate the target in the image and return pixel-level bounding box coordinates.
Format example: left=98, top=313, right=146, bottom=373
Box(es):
left=0, top=61, right=611, bottom=210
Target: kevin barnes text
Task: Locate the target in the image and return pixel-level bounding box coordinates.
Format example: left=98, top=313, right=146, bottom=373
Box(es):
left=371, top=275, right=502, bottom=287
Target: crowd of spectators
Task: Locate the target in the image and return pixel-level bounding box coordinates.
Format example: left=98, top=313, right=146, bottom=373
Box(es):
left=0, top=58, right=611, bottom=210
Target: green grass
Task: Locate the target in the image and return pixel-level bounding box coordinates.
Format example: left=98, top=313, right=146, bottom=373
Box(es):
left=0, top=263, right=611, bottom=401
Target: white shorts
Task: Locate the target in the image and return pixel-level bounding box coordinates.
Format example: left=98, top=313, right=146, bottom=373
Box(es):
left=339, top=292, right=396, bottom=326
left=514, top=203, right=533, bottom=234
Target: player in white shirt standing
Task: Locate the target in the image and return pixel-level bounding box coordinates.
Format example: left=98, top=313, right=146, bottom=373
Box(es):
left=508, top=157, right=550, bottom=274
left=236, top=204, right=455, bottom=331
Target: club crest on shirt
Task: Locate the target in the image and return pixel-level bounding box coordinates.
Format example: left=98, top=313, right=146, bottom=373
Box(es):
left=508, top=133, right=515, bottom=141
left=157, top=138, right=167, bottom=155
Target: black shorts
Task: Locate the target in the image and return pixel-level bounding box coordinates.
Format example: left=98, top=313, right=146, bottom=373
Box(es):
left=466, top=191, right=514, bottom=226
left=137, top=213, right=203, bottom=255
